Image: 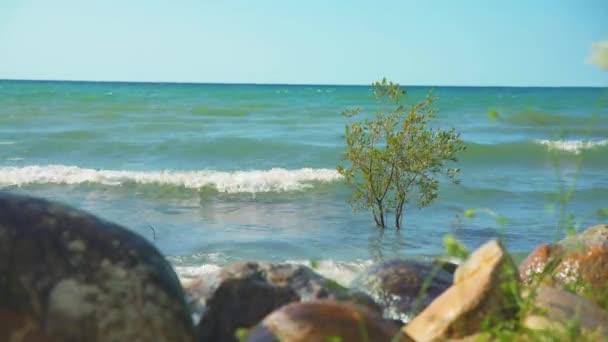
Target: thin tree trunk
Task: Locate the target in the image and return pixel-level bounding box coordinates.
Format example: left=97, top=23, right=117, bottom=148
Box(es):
left=396, top=211, right=402, bottom=230
left=372, top=207, right=383, bottom=228
left=395, top=196, right=405, bottom=230
left=377, top=200, right=385, bottom=228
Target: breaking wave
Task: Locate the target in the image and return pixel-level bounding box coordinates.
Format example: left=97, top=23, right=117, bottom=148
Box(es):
left=0, top=165, right=343, bottom=193
left=174, top=259, right=373, bottom=288
left=534, top=139, right=608, bottom=155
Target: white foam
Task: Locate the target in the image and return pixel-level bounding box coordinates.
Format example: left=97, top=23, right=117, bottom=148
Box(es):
left=535, top=139, right=608, bottom=154
left=285, top=259, right=373, bottom=286
left=0, top=141, right=16, bottom=145
left=174, top=264, right=223, bottom=282
left=173, top=259, right=372, bottom=288
left=173, top=259, right=372, bottom=325
left=0, top=165, right=342, bottom=193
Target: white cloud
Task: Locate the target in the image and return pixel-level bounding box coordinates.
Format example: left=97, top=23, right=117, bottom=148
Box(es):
left=588, top=41, right=608, bottom=71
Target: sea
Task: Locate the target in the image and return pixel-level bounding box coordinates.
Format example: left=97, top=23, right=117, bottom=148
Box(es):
left=1, top=80, right=607, bottom=285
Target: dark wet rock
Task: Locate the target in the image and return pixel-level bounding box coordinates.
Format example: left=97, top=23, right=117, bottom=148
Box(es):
left=0, top=192, right=194, bottom=342
left=519, top=224, right=608, bottom=306
left=245, top=300, right=410, bottom=342
left=196, top=261, right=379, bottom=342
left=350, top=258, right=453, bottom=322
left=433, top=256, right=461, bottom=275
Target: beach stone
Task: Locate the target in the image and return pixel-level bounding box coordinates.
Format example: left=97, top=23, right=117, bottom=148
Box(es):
left=518, top=243, right=555, bottom=281
left=196, top=261, right=379, bottom=342
left=245, top=300, right=410, bottom=342
left=0, top=192, right=194, bottom=342
left=523, top=285, right=608, bottom=339
left=351, top=258, right=453, bottom=322
left=404, top=240, right=520, bottom=341
left=518, top=224, right=608, bottom=306
left=182, top=277, right=215, bottom=325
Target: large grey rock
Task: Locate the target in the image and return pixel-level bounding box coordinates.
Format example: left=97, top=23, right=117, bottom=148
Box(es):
left=196, top=261, right=378, bottom=342
left=0, top=192, right=194, bottom=342
left=351, top=258, right=453, bottom=322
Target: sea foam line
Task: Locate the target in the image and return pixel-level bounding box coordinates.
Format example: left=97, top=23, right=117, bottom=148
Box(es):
left=174, top=259, right=373, bottom=287
left=0, top=165, right=342, bottom=193
left=534, top=139, right=608, bottom=155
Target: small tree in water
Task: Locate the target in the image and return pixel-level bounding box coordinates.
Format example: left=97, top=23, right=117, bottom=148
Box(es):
left=337, top=79, right=465, bottom=230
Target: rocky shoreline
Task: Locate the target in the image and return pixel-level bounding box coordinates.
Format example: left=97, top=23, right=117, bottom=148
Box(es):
left=1, top=192, right=607, bottom=341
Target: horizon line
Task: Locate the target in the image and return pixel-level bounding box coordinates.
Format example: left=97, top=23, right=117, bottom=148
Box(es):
left=0, top=77, right=606, bottom=89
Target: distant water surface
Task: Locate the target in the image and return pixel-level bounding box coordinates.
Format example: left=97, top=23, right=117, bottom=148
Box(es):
left=1, top=80, right=607, bottom=284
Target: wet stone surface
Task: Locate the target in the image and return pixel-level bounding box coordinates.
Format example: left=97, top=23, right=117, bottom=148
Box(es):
left=0, top=192, right=195, bottom=342
left=350, top=258, right=453, bottom=322
left=195, top=261, right=380, bottom=342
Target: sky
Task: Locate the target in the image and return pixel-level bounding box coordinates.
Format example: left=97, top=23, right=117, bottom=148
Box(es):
left=0, top=0, right=607, bottom=86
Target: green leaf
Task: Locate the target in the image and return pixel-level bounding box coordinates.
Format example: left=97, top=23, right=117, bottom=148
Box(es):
left=235, top=328, right=250, bottom=342
left=464, top=209, right=476, bottom=219
left=487, top=110, right=499, bottom=121
left=324, top=279, right=346, bottom=292
left=444, top=234, right=469, bottom=259
left=566, top=225, right=577, bottom=237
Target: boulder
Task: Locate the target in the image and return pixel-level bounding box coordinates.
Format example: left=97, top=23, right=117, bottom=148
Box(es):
left=518, top=243, right=554, bottom=282
left=245, top=300, right=410, bottom=342
left=351, top=258, right=452, bottom=322
left=404, top=240, right=520, bottom=341
left=523, top=285, right=608, bottom=339
left=0, top=192, right=194, bottom=342
left=196, top=261, right=379, bottom=342
left=182, top=277, right=213, bottom=325
left=518, top=224, right=608, bottom=306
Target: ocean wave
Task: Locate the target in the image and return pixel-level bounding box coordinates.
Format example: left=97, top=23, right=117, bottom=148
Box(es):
left=174, top=264, right=223, bottom=282
left=463, top=139, right=608, bottom=163
left=0, top=141, right=16, bottom=145
left=0, top=165, right=343, bottom=193
left=284, top=259, right=373, bottom=286
left=174, top=259, right=373, bottom=287
left=534, top=139, right=608, bottom=154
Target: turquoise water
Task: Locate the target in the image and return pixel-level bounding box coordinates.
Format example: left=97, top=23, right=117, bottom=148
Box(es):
left=1, top=80, right=607, bottom=282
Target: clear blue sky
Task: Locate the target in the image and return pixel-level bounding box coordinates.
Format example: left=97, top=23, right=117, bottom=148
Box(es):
left=1, top=0, right=607, bottom=86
